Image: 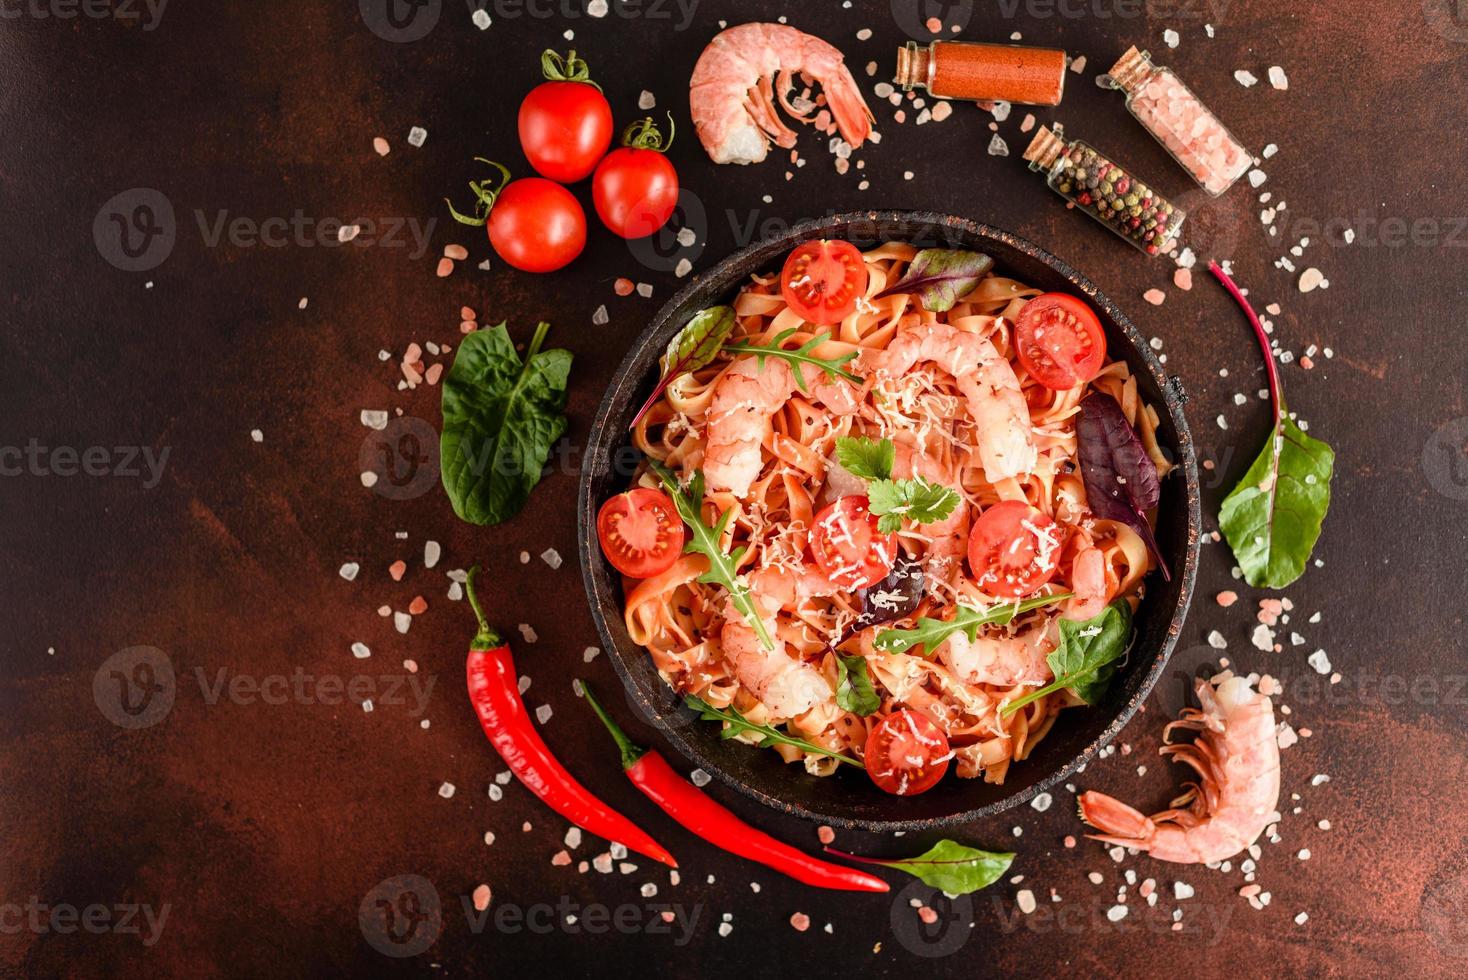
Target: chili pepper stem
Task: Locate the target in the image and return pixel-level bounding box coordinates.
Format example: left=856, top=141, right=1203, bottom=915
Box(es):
left=463, top=566, right=504, bottom=651
left=580, top=683, right=647, bottom=770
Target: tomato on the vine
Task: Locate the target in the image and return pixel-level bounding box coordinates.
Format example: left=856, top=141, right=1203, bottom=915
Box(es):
left=593, top=116, right=680, bottom=239
left=779, top=240, right=866, bottom=325
left=518, top=49, right=613, bottom=183
left=446, top=160, right=586, bottom=273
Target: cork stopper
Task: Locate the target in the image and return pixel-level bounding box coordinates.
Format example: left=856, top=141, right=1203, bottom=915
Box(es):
left=1108, top=46, right=1155, bottom=94
left=893, top=41, right=931, bottom=92
left=1022, top=125, right=1066, bottom=171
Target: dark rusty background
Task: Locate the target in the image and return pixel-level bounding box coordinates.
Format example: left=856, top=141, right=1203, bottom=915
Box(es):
left=2, top=1, right=1466, bottom=977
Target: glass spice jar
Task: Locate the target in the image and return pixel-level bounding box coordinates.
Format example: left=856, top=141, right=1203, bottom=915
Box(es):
left=1105, top=46, right=1252, bottom=197
left=1022, top=124, right=1186, bottom=256
left=894, top=39, right=1067, bottom=106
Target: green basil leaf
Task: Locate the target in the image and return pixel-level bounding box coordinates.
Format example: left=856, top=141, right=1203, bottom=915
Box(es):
left=835, top=653, right=880, bottom=716
left=872, top=248, right=995, bottom=312
left=829, top=840, right=1013, bottom=896
left=439, top=321, right=571, bottom=525
left=1003, top=600, right=1132, bottom=714
left=1219, top=415, right=1335, bottom=589
left=835, top=435, right=895, bottom=482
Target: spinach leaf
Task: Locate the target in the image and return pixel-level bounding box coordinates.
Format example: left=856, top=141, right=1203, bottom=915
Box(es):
left=874, top=593, right=1070, bottom=657
left=629, top=306, right=737, bottom=430
left=1002, top=600, right=1132, bottom=715
left=872, top=248, right=995, bottom=312
left=1219, top=414, right=1335, bottom=588
left=1077, top=392, right=1169, bottom=581
left=439, top=321, right=571, bottom=525
left=824, top=841, right=1014, bottom=896
left=835, top=653, right=880, bottom=716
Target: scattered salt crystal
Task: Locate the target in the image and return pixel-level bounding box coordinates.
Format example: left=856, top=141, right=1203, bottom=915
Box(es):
left=1248, top=169, right=1268, bottom=188
left=1263, top=143, right=1279, bottom=159
left=519, top=624, right=538, bottom=643
left=676, top=227, right=696, bottom=247
left=587, top=0, right=608, bottom=17
left=790, top=912, right=810, bottom=931
left=1234, top=70, right=1258, bottom=88
left=423, top=541, right=441, bottom=569
left=718, top=922, right=733, bottom=937
left=690, top=768, right=712, bottom=787
left=1307, top=649, right=1332, bottom=674
left=1069, top=55, right=1086, bottom=74
left=1268, top=66, right=1289, bottom=90
left=472, top=8, right=491, bottom=29
left=987, top=134, right=1009, bottom=157
left=1031, top=792, right=1053, bottom=812
left=339, top=562, right=360, bottom=581
left=1107, top=905, right=1128, bottom=922
left=394, top=612, right=411, bottom=634
left=1173, top=268, right=1192, bottom=290
left=636, top=282, right=653, bottom=298
left=818, top=825, right=835, bottom=844
left=535, top=705, right=552, bottom=725
left=438, top=782, right=455, bottom=799
left=472, top=884, right=491, bottom=911
left=488, top=784, right=503, bottom=801
left=930, top=100, right=952, bottom=122
left=1163, top=28, right=1179, bottom=48
left=1251, top=625, right=1275, bottom=651
left=351, top=642, right=371, bottom=659
left=541, top=548, right=563, bottom=570
left=388, top=559, right=406, bottom=581
left=1298, top=268, right=1325, bottom=293
left=592, top=304, right=609, bottom=326
left=583, top=646, right=600, bottom=662
left=1143, top=288, right=1166, bottom=306
left=407, top=126, right=427, bottom=147
left=856, top=27, right=871, bottom=40
left=1017, top=890, right=1037, bottom=914
left=1174, top=882, right=1194, bottom=899
left=360, top=410, right=388, bottom=430
left=674, top=258, right=692, bottom=278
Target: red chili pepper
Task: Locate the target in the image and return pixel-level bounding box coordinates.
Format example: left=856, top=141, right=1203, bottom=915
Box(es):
left=463, top=567, right=676, bottom=868
left=581, top=684, right=889, bottom=893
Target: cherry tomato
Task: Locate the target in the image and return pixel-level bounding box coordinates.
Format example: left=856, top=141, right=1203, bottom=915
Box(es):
left=779, top=240, right=866, bottom=325
left=592, top=117, right=680, bottom=239
left=1013, top=293, right=1107, bottom=390
left=518, top=50, right=613, bottom=183
left=487, top=178, right=587, bottom=273
left=967, top=500, right=1064, bottom=598
left=597, top=488, right=685, bottom=579
left=864, top=710, right=951, bottom=796
left=810, top=496, right=896, bottom=590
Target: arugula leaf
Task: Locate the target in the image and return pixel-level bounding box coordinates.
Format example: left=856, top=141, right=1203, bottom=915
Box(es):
left=1002, top=600, right=1132, bottom=715
left=874, top=593, right=1070, bottom=657
left=685, top=695, right=864, bottom=767
left=439, top=321, right=571, bottom=525
left=628, top=306, right=737, bottom=430
left=871, top=248, right=995, bottom=312
left=835, top=435, right=895, bottom=481
left=835, top=653, right=881, bottom=716
left=867, top=476, right=960, bottom=534
left=648, top=461, right=773, bottom=650
left=824, top=841, right=1014, bottom=896
left=722, top=329, right=862, bottom=389
left=1210, top=261, right=1335, bottom=589
left=1077, top=392, right=1169, bottom=581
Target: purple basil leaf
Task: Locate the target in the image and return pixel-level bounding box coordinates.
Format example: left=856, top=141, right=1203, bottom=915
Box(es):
left=1077, top=392, right=1170, bottom=581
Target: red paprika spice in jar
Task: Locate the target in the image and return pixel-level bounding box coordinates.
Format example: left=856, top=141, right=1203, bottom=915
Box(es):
left=894, top=40, right=1067, bottom=106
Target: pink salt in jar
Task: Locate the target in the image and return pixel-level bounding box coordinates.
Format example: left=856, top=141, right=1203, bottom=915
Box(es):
left=1106, top=46, right=1252, bottom=197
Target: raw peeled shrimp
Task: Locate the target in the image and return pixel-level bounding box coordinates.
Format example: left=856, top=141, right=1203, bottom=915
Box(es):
left=938, top=621, right=1056, bottom=688
left=689, top=22, right=875, bottom=165
left=703, top=356, right=858, bottom=497
left=862, top=321, right=1037, bottom=483
left=1062, top=547, right=1109, bottom=621
left=720, top=599, right=833, bottom=720
left=1078, top=675, right=1281, bottom=864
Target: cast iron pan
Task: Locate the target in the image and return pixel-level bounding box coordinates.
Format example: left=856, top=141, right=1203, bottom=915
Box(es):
left=578, top=211, right=1200, bottom=831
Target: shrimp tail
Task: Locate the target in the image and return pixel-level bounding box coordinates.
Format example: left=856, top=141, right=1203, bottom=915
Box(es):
left=1077, top=790, right=1154, bottom=843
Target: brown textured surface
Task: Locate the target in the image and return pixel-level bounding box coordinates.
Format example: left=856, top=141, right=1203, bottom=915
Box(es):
left=2, top=2, right=1466, bottom=977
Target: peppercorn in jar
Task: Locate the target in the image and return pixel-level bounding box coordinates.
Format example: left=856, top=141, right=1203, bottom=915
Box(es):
left=1023, top=124, right=1185, bottom=255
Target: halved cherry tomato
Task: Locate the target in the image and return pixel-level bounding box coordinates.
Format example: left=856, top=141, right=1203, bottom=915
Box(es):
left=1013, top=293, right=1107, bottom=390
left=487, top=178, right=587, bottom=273
left=779, top=240, right=866, bottom=325
left=597, top=488, right=684, bottom=578
left=810, top=496, right=896, bottom=590
left=967, top=500, right=1063, bottom=598
left=864, top=709, right=951, bottom=796
left=518, top=50, right=613, bottom=183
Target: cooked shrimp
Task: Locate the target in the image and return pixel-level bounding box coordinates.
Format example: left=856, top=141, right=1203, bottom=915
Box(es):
left=749, top=563, right=839, bottom=609
left=1062, top=547, right=1109, bottom=621
left=721, top=600, right=833, bottom=719
left=862, top=321, right=1037, bottom=482
left=704, top=356, right=858, bottom=496
left=892, top=439, right=969, bottom=561
left=938, top=621, right=1056, bottom=688
left=1078, top=675, right=1281, bottom=864
left=689, top=22, right=875, bottom=165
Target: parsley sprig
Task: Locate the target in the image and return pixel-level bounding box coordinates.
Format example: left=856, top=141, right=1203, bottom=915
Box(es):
left=649, top=460, right=773, bottom=651
left=685, top=695, right=865, bottom=768
left=721, top=329, right=862, bottom=388
left=835, top=436, right=961, bottom=533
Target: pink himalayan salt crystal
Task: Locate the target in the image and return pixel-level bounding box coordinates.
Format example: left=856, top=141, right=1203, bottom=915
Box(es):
left=551, top=850, right=572, bottom=866
left=918, top=906, right=939, bottom=924
left=817, top=826, right=835, bottom=845
left=1122, top=62, right=1250, bottom=195
left=790, top=913, right=811, bottom=932
left=1174, top=267, right=1193, bottom=290
left=472, top=884, right=491, bottom=911
left=1216, top=590, right=1238, bottom=607
left=373, top=137, right=390, bottom=156
left=436, top=257, right=454, bottom=278
left=444, top=244, right=468, bottom=261
left=388, top=560, right=407, bottom=581
left=1143, top=288, right=1166, bottom=306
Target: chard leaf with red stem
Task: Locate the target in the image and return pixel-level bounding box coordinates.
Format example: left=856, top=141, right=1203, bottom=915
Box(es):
left=628, top=306, right=736, bottom=430
left=872, top=248, right=995, bottom=313
left=824, top=840, right=1014, bottom=896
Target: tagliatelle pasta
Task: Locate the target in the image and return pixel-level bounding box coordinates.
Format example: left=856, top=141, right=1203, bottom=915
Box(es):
left=625, top=242, right=1168, bottom=785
